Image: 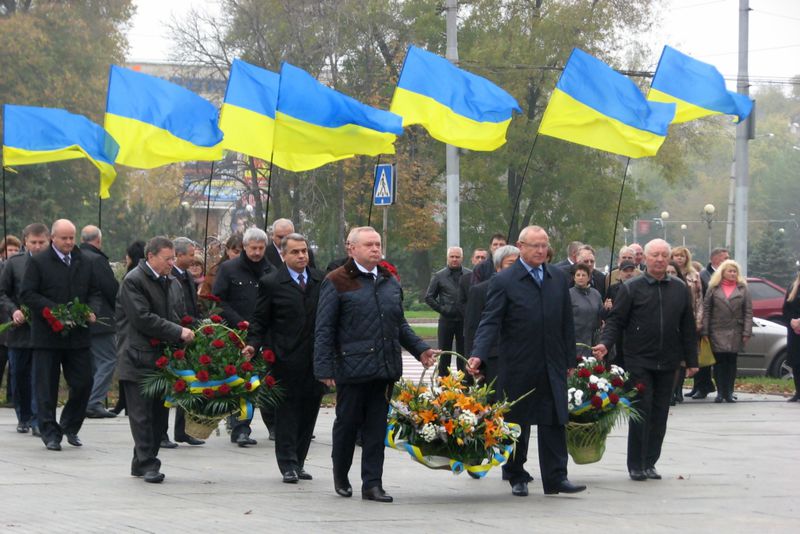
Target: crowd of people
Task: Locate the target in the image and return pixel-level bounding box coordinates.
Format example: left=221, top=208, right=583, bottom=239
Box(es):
left=0, top=217, right=798, bottom=502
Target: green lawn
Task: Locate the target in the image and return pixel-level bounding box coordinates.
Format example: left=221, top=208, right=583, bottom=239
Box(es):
left=411, top=326, right=438, bottom=338
left=404, top=310, right=437, bottom=320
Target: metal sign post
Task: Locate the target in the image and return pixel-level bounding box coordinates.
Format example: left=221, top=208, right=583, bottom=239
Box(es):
left=373, top=163, right=396, bottom=258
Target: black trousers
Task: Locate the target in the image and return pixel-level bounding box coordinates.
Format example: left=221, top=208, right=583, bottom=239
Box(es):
left=160, top=407, right=189, bottom=441
left=693, top=365, right=716, bottom=393
left=627, top=366, right=675, bottom=472
left=228, top=404, right=276, bottom=441
left=332, top=380, right=392, bottom=491
left=33, top=348, right=93, bottom=443
left=437, top=318, right=465, bottom=376
left=122, top=380, right=168, bottom=474
left=713, top=352, right=738, bottom=399
left=502, top=422, right=568, bottom=489
left=0, top=345, right=8, bottom=400
left=275, top=392, right=322, bottom=474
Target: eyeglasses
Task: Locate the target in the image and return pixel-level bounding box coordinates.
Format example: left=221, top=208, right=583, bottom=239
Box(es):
left=518, top=242, right=548, bottom=250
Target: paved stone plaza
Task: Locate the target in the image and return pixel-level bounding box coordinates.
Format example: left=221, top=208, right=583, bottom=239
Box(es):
left=1, top=392, right=797, bottom=533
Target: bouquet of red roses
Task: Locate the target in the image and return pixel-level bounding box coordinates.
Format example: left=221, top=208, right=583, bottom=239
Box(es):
left=42, top=298, right=93, bottom=335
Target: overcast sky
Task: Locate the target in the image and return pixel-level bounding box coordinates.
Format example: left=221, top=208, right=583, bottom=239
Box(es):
left=126, top=0, right=800, bottom=92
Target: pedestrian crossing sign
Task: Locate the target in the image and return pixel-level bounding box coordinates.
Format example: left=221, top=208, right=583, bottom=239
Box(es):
left=373, top=164, right=396, bottom=206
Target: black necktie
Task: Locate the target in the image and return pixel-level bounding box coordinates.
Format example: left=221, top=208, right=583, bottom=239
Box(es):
left=297, top=273, right=306, bottom=291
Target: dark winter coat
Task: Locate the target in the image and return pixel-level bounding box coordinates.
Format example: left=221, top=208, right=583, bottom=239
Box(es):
left=425, top=265, right=471, bottom=320
left=0, top=252, right=33, bottom=349
left=79, top=242, right=119, bottom=335
left=212, top=251, right=273, bottom=325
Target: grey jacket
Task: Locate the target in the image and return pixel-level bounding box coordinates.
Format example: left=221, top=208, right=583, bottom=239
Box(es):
left=569, top=285, right=602, bottom=352
left=702, top=284, right=753, bottom=354
left=115, top=260, right=186, bottom=382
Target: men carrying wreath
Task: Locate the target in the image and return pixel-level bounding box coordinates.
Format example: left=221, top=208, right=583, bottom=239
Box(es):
left=20, top=219, right=101, bottom=451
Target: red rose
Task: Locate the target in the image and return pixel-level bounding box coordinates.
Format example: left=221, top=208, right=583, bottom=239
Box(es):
left=199, top=354, right=212, bottom=365
left=211, top=339, right=225, bottom=349
left=262, top=349, right=276, bottom=363
left=608, top=393, right=620, bottom=404
left=202, top=294, right=221, bottom=302
left=228, top=331, right=239, bottom=343
left=155, top=356, right=169, bottom=369
left=218, top=383, right=231, bottom=395
left=593, top=365, right=605, bottom=374
left=203, top=388, right=215, bottom=398
left=51, top=320, right=64, bottom=333
left=202, top=326, right=215, bottom=335
left=264, top=375, right=276, bottom=388
left=244, top=381, right=253, bottom=391
left=611, top=377, right=624, bottom=388
left=210, top=315, right=222, bottom=324
left=577, top=368, right=591, bottom=378
left=591, top=395, right=603, bottom=409
left=241, top=361, right=254, bottom=373
left=635, top=382, right=646, bottom=394
left=589, top=383, right=598, bottom=391
left=196, top=370, right=210, bottom=382
left=237, top=321, right=249, bottom=330
left=149, top=338, right=160, bottom=347
left=224, top=364, right=237, bottom=377
left=180, top=315, right=193, bottom=326
left=576, top=355, right=584, bottom=363
left=174, top=379, right=187, bottom=392
left=42, top=307, right=54, bottom=320
left=172, top=349, right=186, bottom=360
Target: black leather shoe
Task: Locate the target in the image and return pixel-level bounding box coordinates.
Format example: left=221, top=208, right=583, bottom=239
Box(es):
left=685, top=389, right=698, bottom=398
left=544, top=479, right=587, bottom=495
left=144, top=470, right=165, bottom=483
left=511, top=482, right=528, bottom=497
left=160, top=439, right=178, bottom=449
left=45, top=440, right=62, bottom=451
left=675, top=391, right=684, bottom=403
left=645, top=467, right=662, bottom=480
left=65, top=433, right=82, bottom=447
left=297, top=469, right=312, bottom=480
left=16, top=422, right=30, bottom=433
left=176, top=436, right=205, bottom=446
left=31, top=425, right=41, bottom=437
left=334, top=477, right=352, bottom=497
left=714, top=396, right=724, bottom=403
left=787, top=394, right=800, bottom=402
left=629, top=469, right=647, bottom=481
left=86, top=408, right=117, bottom=419
left=362, top=486, right=393, bottom=503
left=725, top=395, right=736, bottom=403
left=282, top=470, right=299, bottom=483
left=693, top=392, right=709, bottom=400
left=236, top=435, right=257, bottom=447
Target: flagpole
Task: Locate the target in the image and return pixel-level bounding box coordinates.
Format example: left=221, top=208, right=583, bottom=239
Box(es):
left=98, top=195, right=102, bottom=230
left=507, top=133, right=540, bottom=242
left=607, top=157, right=632, bottom=274
left=367, top=155, right=382, bottom=227
left=202, top=161, right=216, bottom=275
left=2, top=165, right=7, bottom=260
left=262, top=152, right=275, bottom=232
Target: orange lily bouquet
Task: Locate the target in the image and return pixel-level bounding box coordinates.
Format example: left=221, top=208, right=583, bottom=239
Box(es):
left=386, top=351, right=522, bottom=478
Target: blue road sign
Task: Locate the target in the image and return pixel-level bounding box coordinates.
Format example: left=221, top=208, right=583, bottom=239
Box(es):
left=373, top=163, right=395, bottom=206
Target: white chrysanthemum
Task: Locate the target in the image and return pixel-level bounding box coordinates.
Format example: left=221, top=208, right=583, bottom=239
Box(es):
left=586, top=356, right=597, bottom=365
left=577, top=362, right=586, bottom=368
left=574, top=390, right=584, bottom=403
left=419, top=423, right=437, bottom=442
left=597, top=378, right=609, bottom=392
left=459, top=410, right=478, bottom=427
left=610, top=365, right=624, bottom=376
left=568, top=403, right=574, bottom=410
left=589, top=374, right=599, bottom=384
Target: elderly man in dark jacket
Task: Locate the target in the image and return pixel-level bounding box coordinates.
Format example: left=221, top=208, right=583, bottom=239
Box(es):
left=468, top=225, right=585, bottom=498
left=79, top=225, right=120, bottom=419
left=593, top=238, right=699, bottom=482
left=21, top=219, right=102, bottom=451
left=315, top=227, right=436, bottom=503
left=0, top=223, right=50, bottom=435
left=425, top=246, right=471, bottom=376
left=116, top=236, right=195, bottom=483
left=213, top=227, right=273, bottom=446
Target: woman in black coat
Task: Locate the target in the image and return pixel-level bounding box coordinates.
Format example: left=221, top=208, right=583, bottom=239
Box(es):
left=783, top=272, right=800, bottom=402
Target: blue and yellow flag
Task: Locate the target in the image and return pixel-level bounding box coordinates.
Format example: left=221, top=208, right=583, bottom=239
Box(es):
left=219, top=59, right=334, bottom=172
left=273, top=62, right=403, bottom=168
left=104, top=65, right=223, bottom=169
left=390, top=45, right=521, bottom=151
left=538, top=48, right=675, bottom=159
left=648, top=45, right=753, bottom=124
left=2, top=104, right=119, bottom=198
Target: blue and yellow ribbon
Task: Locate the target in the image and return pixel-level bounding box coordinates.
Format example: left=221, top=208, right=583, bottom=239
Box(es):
left=165, top=366, right=261, bottom=419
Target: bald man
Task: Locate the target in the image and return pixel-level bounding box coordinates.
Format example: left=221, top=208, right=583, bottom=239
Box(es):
left=266, top=218, right=316, bottom=269
left=21, top=219, right=101, bottom=451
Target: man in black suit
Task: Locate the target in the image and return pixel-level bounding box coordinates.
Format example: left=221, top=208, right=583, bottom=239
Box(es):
left=468, top=225, right=586, bottom=497
left=20, top=219, right=100, bottom=451
left=0, top=223, right=50, bottom=435
left=247, top=233, right=325, bottom=483
left=266, top=218, right=316, bottom=269
left=470, top=233, right=507, bottom=284
left=79, top=225, right=120, bottom=419
left=553, top=241, right=583, bottom=272
left=116, top=236, right=195, bottom=483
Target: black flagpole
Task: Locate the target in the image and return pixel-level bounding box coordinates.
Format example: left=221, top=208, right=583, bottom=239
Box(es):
left=262, top=153, right=275, bottom=232
left=98, top=196, right=102, bottom=230
left=507, top=133, right=540, bottom=242
left=367, top=155, right=382, bottom=228
left=202, top=161, right=217, bottom=275
left=607, top=157, right=632, bottom=275
left=2, top=166, right=7, bottom=260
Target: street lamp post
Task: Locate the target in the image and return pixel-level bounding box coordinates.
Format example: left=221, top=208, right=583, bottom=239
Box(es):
left=702, top=203, right=716, bottom=259
left=623, top=226, right=630, bottom=246
left=681, top=224, right=688, bottom=247
left=661, top=211, right=670, bottom=240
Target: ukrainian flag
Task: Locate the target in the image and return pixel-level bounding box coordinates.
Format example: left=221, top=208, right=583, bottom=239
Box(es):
left=218, top=59, right=334, bottom=172
left=648, top=45, right=753, bottom=124
left=539, top=48, right=675, bottom=159
left=2, top=104, right=119, bottom=198
left=104, top=65, right=224, bottom=169
left=390, top=45, right=521, bottom=151
left=273, top=62, right=402, bottom=167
